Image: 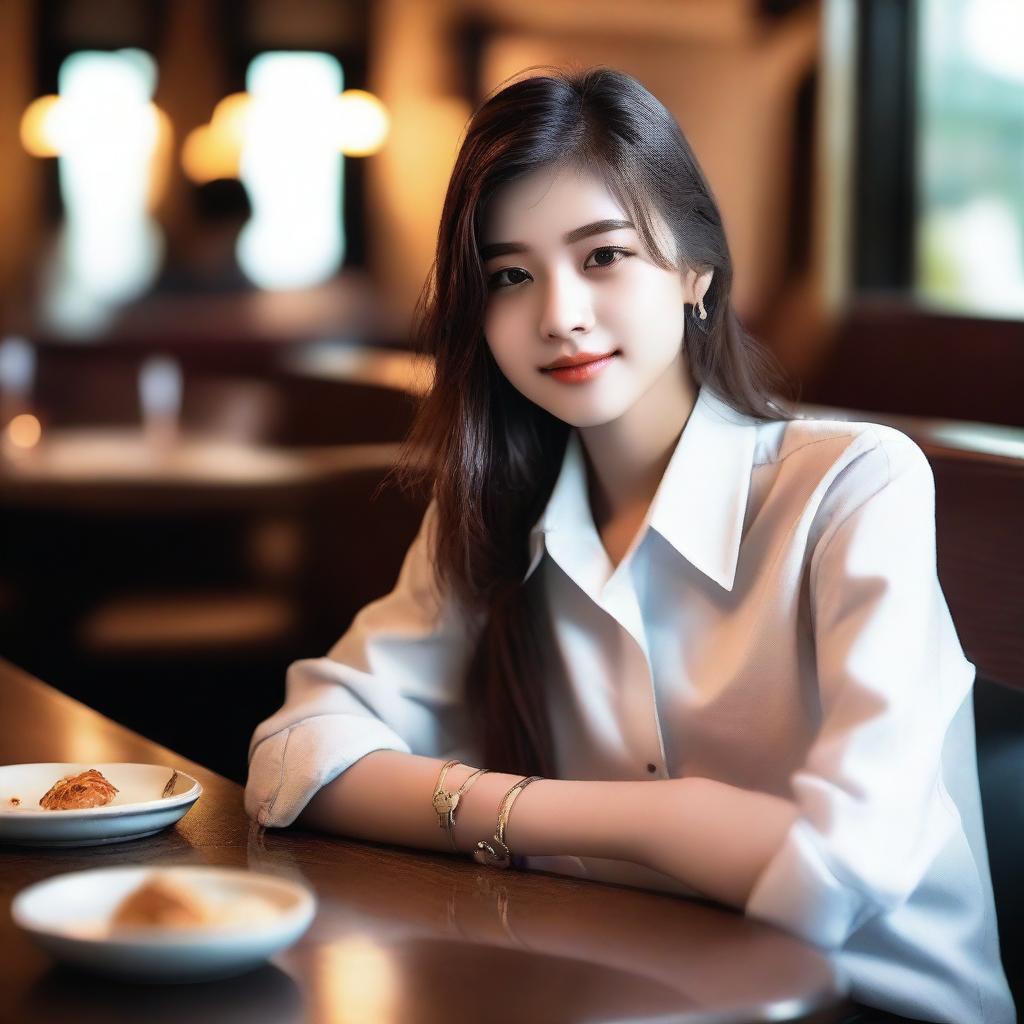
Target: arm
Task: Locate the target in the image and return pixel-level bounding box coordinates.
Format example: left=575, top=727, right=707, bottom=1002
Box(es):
left=298, top=750, right=798, bottom=910
left=245, top=501, right=485, bottom=828
left=250, top=491, right=794, bottom=904
left=741, top=430, right=974, bottom=948
left=293, top=771, right=818, bottom=1011
left=262, top=431, right=958, bottom=931
left=439, top=429, right=963, bottom=934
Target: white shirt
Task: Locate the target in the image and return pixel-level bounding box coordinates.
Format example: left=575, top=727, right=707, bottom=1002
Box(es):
left=245, top=384, right=1014, bottom=1024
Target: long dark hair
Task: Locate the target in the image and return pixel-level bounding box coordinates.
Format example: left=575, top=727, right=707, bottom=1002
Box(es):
left=398, top=66, right=796, bottom=779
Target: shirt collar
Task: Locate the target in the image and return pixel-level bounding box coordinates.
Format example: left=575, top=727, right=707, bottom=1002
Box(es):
left=524, top=384, right=758, bottom=592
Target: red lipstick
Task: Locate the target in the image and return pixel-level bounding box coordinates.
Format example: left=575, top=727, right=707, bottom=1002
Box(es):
left=540, top=350, right=619, bottom=384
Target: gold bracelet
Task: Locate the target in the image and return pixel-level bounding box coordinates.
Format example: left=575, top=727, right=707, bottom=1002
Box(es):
left=431, top=759, right=490, bottom=851
left=473, top=775, right=543, bottom=869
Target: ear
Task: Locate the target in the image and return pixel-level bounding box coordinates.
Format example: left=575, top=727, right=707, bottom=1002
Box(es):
left=685, top=267, right=714, bottom=305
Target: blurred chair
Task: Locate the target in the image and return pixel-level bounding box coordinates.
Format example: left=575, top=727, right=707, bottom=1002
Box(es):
left=65, top=343, right=431, bottom=664
left=66, top=442, right=428, bottom=781
left=800, top=402, right=1024, bottom=1007
left=32, top=346, right=282, bottom=443
left=28, top=336, right=429, bottom=445
left=801, top=304, right=1024, bottom=429
left=78, top=592, right=296, bottom=655
left=5, top=337, right=432, bottom=776
left=184, top=377, right=283, bottom=444
left=275, top=341, right=432, bottom=445
left=286, top=441, right=430, bottom=646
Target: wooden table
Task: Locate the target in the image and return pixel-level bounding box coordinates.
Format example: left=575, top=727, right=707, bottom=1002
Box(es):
left=0, top=427, right=407, bottom=511
left=0, top=658, right=848, bottom=1024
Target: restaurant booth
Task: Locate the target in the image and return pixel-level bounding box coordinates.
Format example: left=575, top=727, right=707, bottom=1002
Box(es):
left=1, top=1, right=1022, bottom=1022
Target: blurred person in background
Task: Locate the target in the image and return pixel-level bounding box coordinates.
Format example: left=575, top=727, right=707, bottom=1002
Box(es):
left=155, top=177, right=254, bottom=296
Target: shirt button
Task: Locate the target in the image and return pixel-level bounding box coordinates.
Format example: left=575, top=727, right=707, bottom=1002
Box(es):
left=646, top=763, right=657, bottom=774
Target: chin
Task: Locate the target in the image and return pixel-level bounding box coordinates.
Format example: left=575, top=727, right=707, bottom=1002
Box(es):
left=531, top=395, right=633, bottom=429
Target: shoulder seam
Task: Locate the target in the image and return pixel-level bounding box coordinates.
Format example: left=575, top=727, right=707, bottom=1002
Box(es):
left=811, top=436, right=894, bottom=593
left=754, top=429, right=862, bottom=468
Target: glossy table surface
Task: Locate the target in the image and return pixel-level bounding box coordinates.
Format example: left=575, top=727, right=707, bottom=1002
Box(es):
left=0, top=657, right=846, bottom=1024
left=0, top=427, right=407, bottom=511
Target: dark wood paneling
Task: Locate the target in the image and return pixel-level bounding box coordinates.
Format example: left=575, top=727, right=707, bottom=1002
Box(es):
left=804, top=301, right=1024, bottom=428
left=800, top=400, right=1024, bottom=691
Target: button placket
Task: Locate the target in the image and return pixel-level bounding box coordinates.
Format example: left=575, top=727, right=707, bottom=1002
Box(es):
left=600, top=568, right=669, bottom=779
left=546, top=521, right=669, bottom=781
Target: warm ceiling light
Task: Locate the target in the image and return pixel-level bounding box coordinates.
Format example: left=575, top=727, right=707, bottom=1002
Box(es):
left=7, top=413, right=42, bottom=450
left=334, top=89, right=390, bottom=156
left=148, top=104, right=175, bottom=209
left=20, top=95, right=65, bottom=157
left=181, top=123, right=241, bottom=183
left=211, top=92, right=252, bottom=148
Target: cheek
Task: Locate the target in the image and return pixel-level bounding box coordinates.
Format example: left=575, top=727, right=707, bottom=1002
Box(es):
left=483, top=305, right=528, bottom=379
left=599, top=272, right=685, bottom=348
left=482, top=305, right=504, bottom=356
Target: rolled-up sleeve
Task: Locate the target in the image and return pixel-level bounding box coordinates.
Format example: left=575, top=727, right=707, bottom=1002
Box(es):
left=245, top=500, right=485, bottom=828
left=745, top=428, right=975, bottom=948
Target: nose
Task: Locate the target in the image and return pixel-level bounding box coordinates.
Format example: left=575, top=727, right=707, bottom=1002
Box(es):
left=538, top=266, right=594, bottom=341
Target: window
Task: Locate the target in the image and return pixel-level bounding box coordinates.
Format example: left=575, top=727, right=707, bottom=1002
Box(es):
left=916, top=0, right=1024, bottom=318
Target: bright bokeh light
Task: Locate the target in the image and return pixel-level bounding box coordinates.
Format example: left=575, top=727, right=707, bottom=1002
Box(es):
left=22, top=92, right=171, bottom=208
left=212, top=92, right=253, bottom=148
left=334, top=89, right=390, bottom=156
left=148, top=104, right=175, bottom=211
left=918, top=0, right=1024, bottom=316
left=7, top=414, right=42, bottom=450
left=181, top=93, right=252, bottom=184
left=965, top=0, right=1024, bottom=83
left=237, top=52, right=345, bottom=289
left=314, top=940, right=398, bottom=1024
left=19, top=95, right=63, bottom=157
left=38, top=49, right=165, bottom=334
left=182, top=123, right=241, bottom=183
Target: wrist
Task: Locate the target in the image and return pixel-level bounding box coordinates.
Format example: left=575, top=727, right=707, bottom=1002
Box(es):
left=533, top=778, right=656, bottom=864
left=454, top=773, right=653, bottom=865
left=451, top=769, right=524, bottom=855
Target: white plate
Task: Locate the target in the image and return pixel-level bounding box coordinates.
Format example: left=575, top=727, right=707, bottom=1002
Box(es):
left=0, top=763, right=201, bottom=846
left=11, top=865, right=317, bottom=982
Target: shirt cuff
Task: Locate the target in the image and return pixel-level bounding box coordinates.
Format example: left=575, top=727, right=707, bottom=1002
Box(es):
left=244, top=713, right=412, bottom=828
left=745, top=818, right=880, bottom=949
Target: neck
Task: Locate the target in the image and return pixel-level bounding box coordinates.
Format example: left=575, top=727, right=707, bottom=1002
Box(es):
left=579, top=351, right=697, bottom=529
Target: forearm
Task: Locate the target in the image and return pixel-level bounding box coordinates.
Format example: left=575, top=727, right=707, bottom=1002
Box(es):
left=296, top=751, right=798, bottom=909
left=296, top=750, right=642, bottom=862
left=637, top=776, right=800, bottom=908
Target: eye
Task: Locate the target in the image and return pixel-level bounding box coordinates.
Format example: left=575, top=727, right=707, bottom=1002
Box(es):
left=488, top=266, right=531, bottom=290
left=585, top=246, right=631, bottom=269
left=486, top=247, right=631, bottom=291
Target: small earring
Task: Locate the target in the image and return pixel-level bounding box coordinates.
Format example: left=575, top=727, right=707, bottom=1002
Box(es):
left=696, top=297, right=708, bottom=321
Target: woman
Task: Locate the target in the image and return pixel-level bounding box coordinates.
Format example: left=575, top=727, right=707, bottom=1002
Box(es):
left=245, top=67, right=1013, bottom=1024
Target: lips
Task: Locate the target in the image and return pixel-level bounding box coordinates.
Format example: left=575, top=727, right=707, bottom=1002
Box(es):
left=539, top=350, right=620, bottom=384
left=541, top=350, right=619, bottom=371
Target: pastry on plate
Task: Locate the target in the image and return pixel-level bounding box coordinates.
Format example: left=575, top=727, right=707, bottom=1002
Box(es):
left=111, top=874, right=213, bottom=930
left=39, top=769, right=119, bottom=811
left=110, top=872, right=280, bottom=933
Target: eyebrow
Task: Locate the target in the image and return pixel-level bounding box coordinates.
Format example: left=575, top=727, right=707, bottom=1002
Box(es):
left=479, top=218, right=635, bottom=261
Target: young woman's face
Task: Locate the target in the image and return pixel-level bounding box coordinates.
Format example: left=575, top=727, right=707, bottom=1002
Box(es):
left=481, top=164, right=698, bottom=429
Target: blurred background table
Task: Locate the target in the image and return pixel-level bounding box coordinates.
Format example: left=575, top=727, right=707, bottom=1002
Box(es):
left=0, top=657, right=849, bottom=1024
left=0, top=409, right=428, bottom=782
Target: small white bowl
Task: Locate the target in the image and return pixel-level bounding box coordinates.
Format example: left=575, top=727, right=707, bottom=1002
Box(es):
left=12, top=865, right=317, bottom=983
left=0, top=763, right=201, bottom=846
